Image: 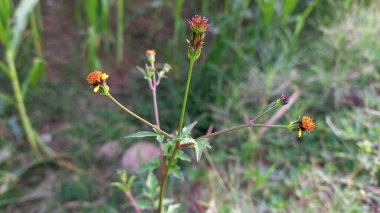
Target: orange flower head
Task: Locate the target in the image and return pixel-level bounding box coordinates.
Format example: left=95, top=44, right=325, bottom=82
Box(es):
left=299, top=116, right=315, bottom=132
left=87, top=70, right=109, bottom=93
left=145, top=49, right=156, bottom=56
left=288, top=115, right=316, bottom=138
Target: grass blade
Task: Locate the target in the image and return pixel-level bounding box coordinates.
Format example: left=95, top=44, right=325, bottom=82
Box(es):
left=21, top=58, right=45, bottom=97
left=11, top=0, right=40, bottom=56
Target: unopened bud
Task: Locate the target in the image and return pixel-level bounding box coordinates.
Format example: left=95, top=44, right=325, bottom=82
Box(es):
left=145, top=49, right=156, bottom=63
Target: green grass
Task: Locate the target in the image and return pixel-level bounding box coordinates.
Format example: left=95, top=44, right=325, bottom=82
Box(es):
left=1, top=0, right=379, bottom=212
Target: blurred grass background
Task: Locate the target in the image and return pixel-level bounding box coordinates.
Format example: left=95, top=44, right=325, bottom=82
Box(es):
left=1, top=0, right=380, bottom=212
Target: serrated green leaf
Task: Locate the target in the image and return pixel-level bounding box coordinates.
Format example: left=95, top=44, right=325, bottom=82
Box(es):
left=118, top=170, right=127, bottom=183
left=194, top=139, right=211, bottom=162
left=156, top=134, right=164, bottom=143
left=176, top=150, right=190, bottom=162
left=126, top=131, right=158, bottom=139
left=182, top=121, right=198, bottom=135
left=167, top=203, right=181, bottom=213
left=146, top=171, right=158, bottom=190
left=179, top=136, right=196, bottom=146
left=140, top=156, right=160, bottom=173
left=137, top=199, right=152, bottom=210
left=169, top=163, right=182, bottom=179
left=145, top=171, right=160, bottom=200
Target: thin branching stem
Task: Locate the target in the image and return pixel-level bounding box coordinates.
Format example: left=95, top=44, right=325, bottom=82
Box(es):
left=196, top=99, right=284, bottom=140
left=150, top=61, right=166, bottom=175
left=178, top=58, right=195, bottom=136
left=157, top=57, right=196, bottom=212
left=106, top=93, right=173, bottom=139
left=197, top=124, right=289, bottom=140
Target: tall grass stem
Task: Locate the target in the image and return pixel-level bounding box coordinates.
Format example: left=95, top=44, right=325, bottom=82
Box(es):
left=6, top=49, right=40, bottom=156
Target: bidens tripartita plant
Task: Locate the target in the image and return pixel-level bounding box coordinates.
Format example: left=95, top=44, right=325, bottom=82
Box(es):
left=86, top=15, right=315, bottom=213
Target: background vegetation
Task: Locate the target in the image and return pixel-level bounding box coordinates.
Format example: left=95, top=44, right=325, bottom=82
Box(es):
left=1, top=0, right=379, bottom=212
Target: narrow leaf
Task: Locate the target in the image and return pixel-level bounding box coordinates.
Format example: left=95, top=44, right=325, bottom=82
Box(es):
left=0, top=0, right=12, bottom=46
left=22, top=58, right=45, bottom=97
left=11, top=0, right=40, bottom=55
left=126, top=131, right=158, bottom=139
left=182, top=121, right=198, bottom=135
left=126, top=176, right=136, bottom=190
left=0, top=62, right=10, bottom=78
left=0, top=92, right=14, bottom=106
left=111, top=182, right=127, bottom=192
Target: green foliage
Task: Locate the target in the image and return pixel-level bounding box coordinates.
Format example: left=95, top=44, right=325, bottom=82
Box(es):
left=111, top=170, right=136, bottom=193
left=194, top=138, right=211, bottom=162
left=2, top=0, right=379, bottom=212
left=60, top=180, right=90, bottom=201
left=83, top=0, right=111, bottom=70
left=11, top=0, right=40, bottom=56
left=126, top=131, right=159, bottom=139
left=0, top=0, right=12, bottom=47
left=21, top=58, right=45, bottom=97
left=258, top=0, right=276, bottom=28
left=137, top=171, right=160, bottom=210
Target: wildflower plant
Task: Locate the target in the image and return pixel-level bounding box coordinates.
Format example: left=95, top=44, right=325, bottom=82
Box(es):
left=87, top=15, right=315, bottom=212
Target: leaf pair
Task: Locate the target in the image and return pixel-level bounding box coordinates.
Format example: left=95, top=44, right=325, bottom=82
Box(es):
left=111, top=170, right=136, bottom=193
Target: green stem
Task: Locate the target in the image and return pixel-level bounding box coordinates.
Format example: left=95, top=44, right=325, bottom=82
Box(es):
left=6, top=49, right=41, bottom=156
left=197, top=124, right=289, bottom=140
left=157, top=141, right=179, bottom=212
left=250, top=101, right=278, bottom=123
left=106, top=93, right=173, bottom=139
left=157, top=57, right=196, bottom=212
left=30, top=10, right=43, bottom=57
left=177, top=58, right=195, bottom=136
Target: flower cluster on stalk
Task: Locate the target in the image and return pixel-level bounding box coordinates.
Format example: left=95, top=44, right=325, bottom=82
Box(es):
left=289, top=116, right=316, bottom=137
left=87, top=70, right=109, bottom=94
left=187, top=15, right=208, bottom=60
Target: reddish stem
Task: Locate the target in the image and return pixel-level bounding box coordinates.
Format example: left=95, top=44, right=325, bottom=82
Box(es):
left=126, top=191, right=142, bottom=213
left=151, top=73, right=165, bottom=175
